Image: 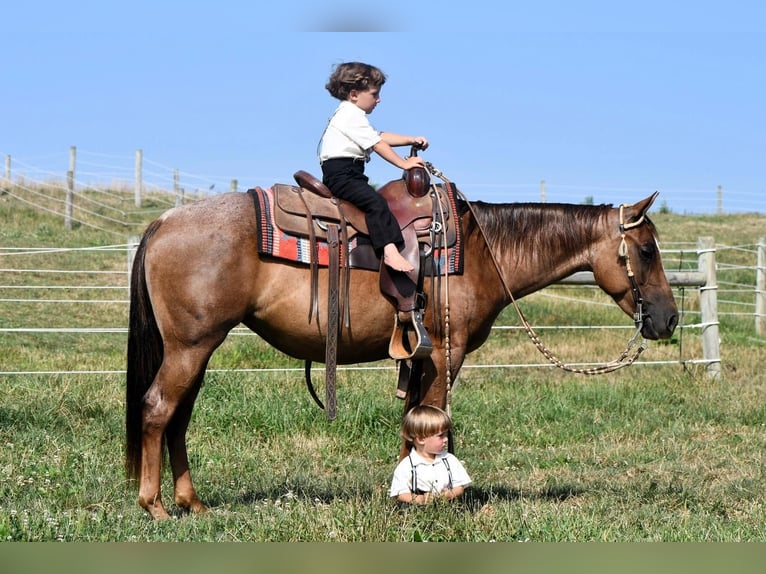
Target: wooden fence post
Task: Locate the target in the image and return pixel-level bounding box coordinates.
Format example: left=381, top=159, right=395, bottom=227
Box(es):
left=65, top=146, right=75, bottom=230
left=174, top=169, right=183, bottom=207
left=698, top=236, right=721, bottom=378
left=65, top=170, right=73, bottom=230
left=716, top=185, right=724, bottom=215
left=757, top=237, right=765, bottom=338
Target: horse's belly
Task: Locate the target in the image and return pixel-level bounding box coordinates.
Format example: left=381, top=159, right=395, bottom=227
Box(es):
left=246, top=295, right=395, bottom=364
left=248, top=319, right=393, bottom=363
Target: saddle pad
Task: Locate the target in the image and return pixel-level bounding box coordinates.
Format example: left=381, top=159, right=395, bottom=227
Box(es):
left=249, top=186, right=354, bottom=266
left=247, top=185, right=463, bottom=274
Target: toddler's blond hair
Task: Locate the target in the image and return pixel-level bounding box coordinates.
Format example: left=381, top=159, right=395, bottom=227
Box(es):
left=400, top=405, right=452, bottom=447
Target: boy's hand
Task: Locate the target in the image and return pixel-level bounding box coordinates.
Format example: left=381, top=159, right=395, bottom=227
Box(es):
left=402, top=156, right=425, bottom=170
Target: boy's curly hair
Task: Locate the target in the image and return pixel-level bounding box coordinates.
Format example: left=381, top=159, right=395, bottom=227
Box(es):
left=325, top=62, right=387, bottom=101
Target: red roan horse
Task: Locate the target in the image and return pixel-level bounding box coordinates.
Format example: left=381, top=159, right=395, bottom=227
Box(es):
left=125, top=178, right=677, bottom=519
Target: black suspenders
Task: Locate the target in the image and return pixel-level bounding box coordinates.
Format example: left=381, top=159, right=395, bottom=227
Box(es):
left=409, top=454, right=454, bottom=494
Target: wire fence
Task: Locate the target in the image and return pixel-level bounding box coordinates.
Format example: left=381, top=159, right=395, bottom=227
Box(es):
left=2, top=148, right=764, bottom=376
left=3, top=149, right=765, bottom=233
left=1, top=238, right=763, bottom=377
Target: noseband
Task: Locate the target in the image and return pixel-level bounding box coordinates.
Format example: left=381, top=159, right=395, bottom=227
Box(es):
left=618, top=203, right=646, bottom=331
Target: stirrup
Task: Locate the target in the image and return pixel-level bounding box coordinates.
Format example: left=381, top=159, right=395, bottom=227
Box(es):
left=388, top=310, right=432, bottom=360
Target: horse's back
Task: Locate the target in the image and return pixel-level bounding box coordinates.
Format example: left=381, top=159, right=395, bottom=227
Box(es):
left=157, top=192, right=256, bottom=235
left=149, top=192, right=260, bottom=275
left=143, top=192, right=262, bottom=330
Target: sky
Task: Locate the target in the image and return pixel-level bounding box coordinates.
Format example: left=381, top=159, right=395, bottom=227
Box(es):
left=3, top=1, right=765, bottom=214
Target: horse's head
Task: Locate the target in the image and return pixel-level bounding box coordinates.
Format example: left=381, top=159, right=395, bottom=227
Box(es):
left=592, top=192, right=678, bottom=340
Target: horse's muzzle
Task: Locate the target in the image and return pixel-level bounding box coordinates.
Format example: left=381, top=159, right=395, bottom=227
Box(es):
left=641, top=312, right=678, bottom=340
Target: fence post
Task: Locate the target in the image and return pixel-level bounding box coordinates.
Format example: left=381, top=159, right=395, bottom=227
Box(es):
left=757, top=237, right=765, bottom=337
left=135, top=149, right=143, bottom=208
left=174, top=169, right=183, bottom=207
left=698, top=236, right=720, bottom=378
left=65, top=171, right=74, bottom=230
left=716, top=185, right=723, bottom=215
left=65, top=146, right=76, bottom=230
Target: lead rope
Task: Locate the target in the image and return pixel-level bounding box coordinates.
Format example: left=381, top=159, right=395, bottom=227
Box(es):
left=425, top=161, right=647, bottom=376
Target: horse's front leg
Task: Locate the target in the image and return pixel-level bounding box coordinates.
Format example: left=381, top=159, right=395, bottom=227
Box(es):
left=398, top=344, right=466, bottom=459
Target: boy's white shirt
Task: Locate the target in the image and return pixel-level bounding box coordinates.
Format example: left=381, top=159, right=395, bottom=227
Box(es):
left=318, top=100, right=382, bottom=163
left=389, top=448, right=472, bottom=497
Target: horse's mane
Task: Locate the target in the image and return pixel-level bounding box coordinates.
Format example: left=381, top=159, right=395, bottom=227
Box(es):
left=459, top=200, right=625, bottom=257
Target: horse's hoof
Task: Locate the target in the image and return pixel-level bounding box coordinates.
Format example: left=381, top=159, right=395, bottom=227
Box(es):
left=140, top=495, right=171, bottom=521
left=146, top=506, right=171, bottom=521
left=175, top=493, right=208, bottom=515
left=190, top=500, right=209, bottom=514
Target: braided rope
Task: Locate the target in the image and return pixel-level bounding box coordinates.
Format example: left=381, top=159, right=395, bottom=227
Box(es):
left=434, top=183, right=453, bottom=416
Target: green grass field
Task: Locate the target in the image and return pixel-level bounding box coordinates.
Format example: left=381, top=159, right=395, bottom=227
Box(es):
left=0, top=188, right=764, bottom=541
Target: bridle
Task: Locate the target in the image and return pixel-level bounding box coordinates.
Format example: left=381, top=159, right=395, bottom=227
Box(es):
left=618, top=203, right=646, bottom=331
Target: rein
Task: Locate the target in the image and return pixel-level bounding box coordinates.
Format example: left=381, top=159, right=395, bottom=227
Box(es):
left=425, top=161, right=648, bottom=376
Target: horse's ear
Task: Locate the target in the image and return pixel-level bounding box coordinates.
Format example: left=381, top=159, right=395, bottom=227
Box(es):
left=624, top=191, right=660, bottom=223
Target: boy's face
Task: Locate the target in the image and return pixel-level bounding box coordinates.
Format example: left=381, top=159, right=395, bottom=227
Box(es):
left=349, top=86, right=381, bottom=114
left=417, top=429, right=450, bottom=456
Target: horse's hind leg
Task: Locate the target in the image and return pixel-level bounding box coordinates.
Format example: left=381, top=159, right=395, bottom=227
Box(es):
left=138, top=369, right=174, bottom=520
left=138, top=347, right=213, bottom=519
left=166, top=374, right=207, bottom=514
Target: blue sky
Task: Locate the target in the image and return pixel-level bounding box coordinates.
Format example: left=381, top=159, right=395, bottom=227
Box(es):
left=4, top=1, right=764, bottom=213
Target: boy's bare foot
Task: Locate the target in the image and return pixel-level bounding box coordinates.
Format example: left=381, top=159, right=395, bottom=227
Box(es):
left=383, top=244, right=414, bottom=273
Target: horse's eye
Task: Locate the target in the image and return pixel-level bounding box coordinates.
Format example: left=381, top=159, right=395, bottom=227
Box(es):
left=639, top=243, right=656, bottom=262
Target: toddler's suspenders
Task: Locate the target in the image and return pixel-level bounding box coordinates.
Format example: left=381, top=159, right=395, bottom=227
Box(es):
left=443, top=457, right=454, bottom=490
left=409, top=454, right=453, bottom=494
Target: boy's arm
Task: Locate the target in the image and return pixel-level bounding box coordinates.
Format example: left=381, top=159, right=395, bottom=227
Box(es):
left=379, top=132, right=429, bottom=149
left=372, top=140, right=425, bottom=170
left=439, top=485, right=465, bottom=500
left=397, top=488, right=463, bottom=503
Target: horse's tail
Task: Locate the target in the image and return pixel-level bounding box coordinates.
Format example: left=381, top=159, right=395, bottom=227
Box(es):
left=125, top=219, right=163, bottom=481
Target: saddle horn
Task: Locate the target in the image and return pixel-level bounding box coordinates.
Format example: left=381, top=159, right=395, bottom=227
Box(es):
left=402, top=146, right=430, bottom=198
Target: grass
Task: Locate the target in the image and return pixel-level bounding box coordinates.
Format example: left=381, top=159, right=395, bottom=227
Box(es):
left=2, top=368, right=764, bottom=541
left=0, top=190, right=765, bottom=541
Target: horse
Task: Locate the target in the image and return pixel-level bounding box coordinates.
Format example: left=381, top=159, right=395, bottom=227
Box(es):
left=125, top=181, right=677, bottom=520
